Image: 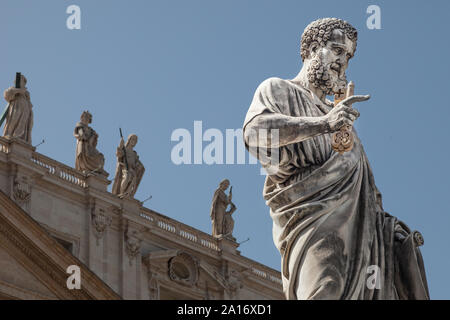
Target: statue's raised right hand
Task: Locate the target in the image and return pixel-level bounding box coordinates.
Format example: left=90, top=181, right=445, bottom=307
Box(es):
left=324, top=95, right=370, bottom=132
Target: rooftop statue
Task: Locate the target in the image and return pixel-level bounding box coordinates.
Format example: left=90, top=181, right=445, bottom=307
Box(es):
left=74, top=111, right=108, bottom=176
left=210, top=179, right=236, bottom=240
left=243, top=18, right=429, bottom=300
left=2, top=73, right=33, bottom=143
left=112, top=133, right=145, bottom=198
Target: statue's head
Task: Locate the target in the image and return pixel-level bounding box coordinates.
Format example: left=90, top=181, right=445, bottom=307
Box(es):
left=15, top=74, right=27, bottom=89
left=81, top=111, right=92, bottom=124
left=126, top=134, right=138, bottom=148
left=300, top=18, right=357, bottom=95
left=219, top=179, right=230, bottom=191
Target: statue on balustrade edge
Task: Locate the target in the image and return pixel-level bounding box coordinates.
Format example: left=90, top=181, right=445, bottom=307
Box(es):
left=74, top=111, right=108, bottom=176
left=243, top=18, right=429, bottom=300
left=112, top=134, right=145, bottom=198
left=3, top=74, right=33, bottom=144
left=210, top=179, right=236, bottom=240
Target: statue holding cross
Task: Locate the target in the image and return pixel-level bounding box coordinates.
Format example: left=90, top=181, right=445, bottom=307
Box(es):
left=1, top=73, right=33, bottom=144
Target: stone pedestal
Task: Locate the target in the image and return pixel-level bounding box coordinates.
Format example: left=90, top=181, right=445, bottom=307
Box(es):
left=121, top=196, right=142, bottom=216
left=218, top=237, right=240, bottom=255
left=7, top=137, right=35, bottom=160
left=86, top=173, right=111, bottom=192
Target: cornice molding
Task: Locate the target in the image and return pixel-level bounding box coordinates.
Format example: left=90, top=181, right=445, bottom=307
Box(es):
left=0, top=189, right=121, bottom=300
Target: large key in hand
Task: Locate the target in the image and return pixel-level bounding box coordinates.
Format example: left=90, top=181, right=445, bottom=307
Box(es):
left=331, top=81, right=355, bottom=154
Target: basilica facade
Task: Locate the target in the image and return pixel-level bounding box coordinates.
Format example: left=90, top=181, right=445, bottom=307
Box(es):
left=0, top=136, right=283, bottom=300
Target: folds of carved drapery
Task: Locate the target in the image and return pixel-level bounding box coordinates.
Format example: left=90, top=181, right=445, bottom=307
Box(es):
left=243, top=78, right=429, bottom=300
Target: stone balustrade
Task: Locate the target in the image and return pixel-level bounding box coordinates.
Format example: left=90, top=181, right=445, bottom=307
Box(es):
left=251, top=267, right=283, bottom=285
left=140, top=209, right=220, bottom=252
left=31, top=152, right=88, bottom=188
left=139, top=208, right=282, bottom=285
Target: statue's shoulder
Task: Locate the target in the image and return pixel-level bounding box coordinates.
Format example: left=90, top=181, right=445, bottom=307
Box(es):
left=257, top=77, right=290, bottom=91
left=256, top=77, right=304, bottom=97
left=245, top=78, right=298, bottom=128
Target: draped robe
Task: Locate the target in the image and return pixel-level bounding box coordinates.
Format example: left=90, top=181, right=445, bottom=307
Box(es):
left=74, top=122, right=105, bottom=173
left=112, top=145, right=145, bottom=197
left=210, top=188, right=228, bottom=237
left=243, top=77, right=429, bottom=300
left=3, top=87, right=33, bottom=143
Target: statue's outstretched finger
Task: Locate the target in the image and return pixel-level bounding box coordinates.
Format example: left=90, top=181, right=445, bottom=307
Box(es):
left=342, top=95, right=371, bottom=106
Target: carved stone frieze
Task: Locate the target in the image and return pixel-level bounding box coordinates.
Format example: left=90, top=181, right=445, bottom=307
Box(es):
left=125, top=228, right=142, bottom=264
left=12, top=174, right=32, bottom=205
left=91, top=206, right=112, bottom=244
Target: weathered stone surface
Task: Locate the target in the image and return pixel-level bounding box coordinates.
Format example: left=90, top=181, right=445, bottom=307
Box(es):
left=210, top=179, right=236, bottom=240
left=112, top=134, right=145, bottom=198
left=74, top=111, right=107, bottom=176
left=2, top=74, right=33, bottom=144
left=0, top=182, right=120, bottom=300
left=243, top=17, right=429, bottom=300
left=0, top=137, right=283, bottom=300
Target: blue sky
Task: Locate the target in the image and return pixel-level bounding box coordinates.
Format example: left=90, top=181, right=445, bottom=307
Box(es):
left=1, top=0, right=449, bottom=299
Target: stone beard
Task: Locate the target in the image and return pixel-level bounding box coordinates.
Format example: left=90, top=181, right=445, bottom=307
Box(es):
left=307, top=50, right=347, bottom=96
left=243, top=17, right=429, bottom=300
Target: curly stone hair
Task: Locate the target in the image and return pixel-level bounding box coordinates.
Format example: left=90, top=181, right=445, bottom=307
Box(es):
left=300, top=18, right=357, bottom=61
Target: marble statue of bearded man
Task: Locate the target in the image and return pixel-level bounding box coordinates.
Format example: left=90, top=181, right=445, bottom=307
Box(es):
left=243, top=18, right=429, bottom=300
left=3, top=74, right=33, bottom=143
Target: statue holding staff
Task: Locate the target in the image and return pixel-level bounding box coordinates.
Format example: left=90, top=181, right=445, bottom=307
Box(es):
left=112, top=132, right=145, bottom=198
left=2, top=73, right=33, bottom=143
left=210, top=179, right=236, bottom=239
